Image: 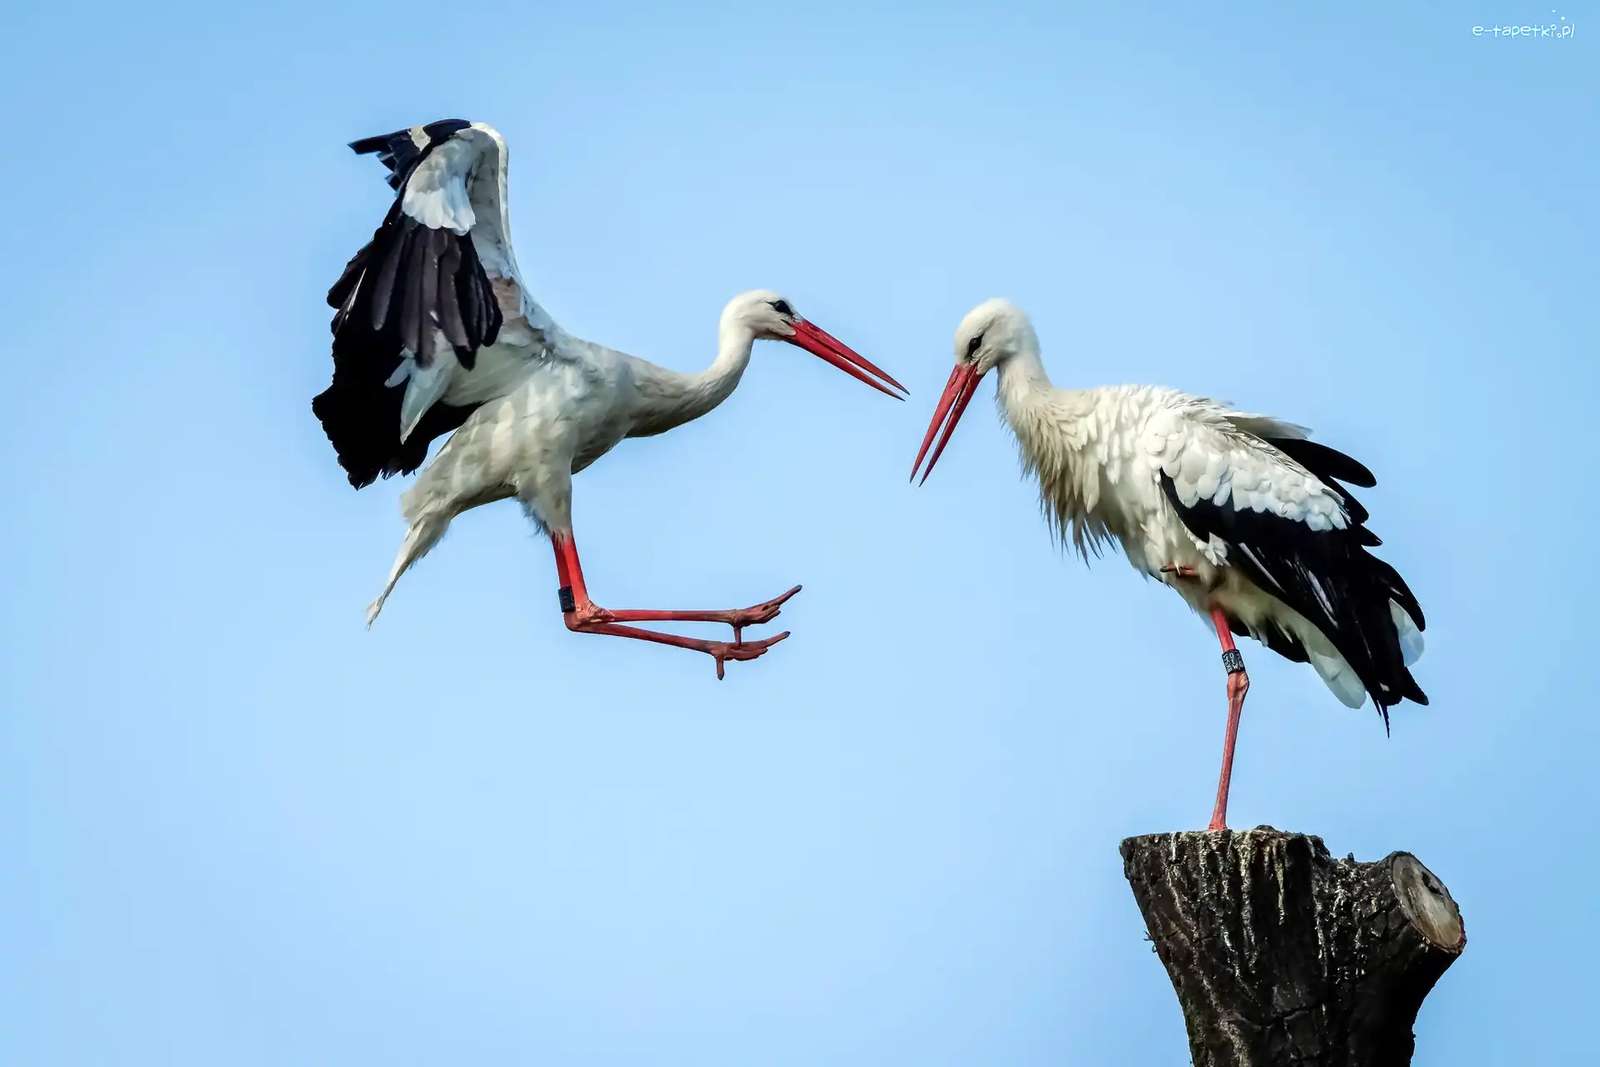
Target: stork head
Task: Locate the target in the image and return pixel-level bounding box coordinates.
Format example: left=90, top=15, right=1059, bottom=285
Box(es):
left=954, top=298, right=1034, bottom=374
left=910, top=299, right=1034, bottom=484
left=721, top=289, right=907, bottom=399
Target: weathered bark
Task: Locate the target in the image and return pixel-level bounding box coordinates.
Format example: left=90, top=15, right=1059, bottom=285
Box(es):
left=1120, top=827, right=1465, bottom=1067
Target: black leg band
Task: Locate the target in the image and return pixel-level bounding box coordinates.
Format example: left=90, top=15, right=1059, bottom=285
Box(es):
left=558, top=585, right=576, bottom=613
left=1222, top=649, right=1246, bottom=675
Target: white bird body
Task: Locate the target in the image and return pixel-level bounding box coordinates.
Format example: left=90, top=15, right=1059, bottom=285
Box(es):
left=313, top=120, right=904, bottom=658
left=998, top=374, right=1404, bottom=708
left=916, top=299, right=1426, bottom=720
left=381, top=320, right=761, bottom=622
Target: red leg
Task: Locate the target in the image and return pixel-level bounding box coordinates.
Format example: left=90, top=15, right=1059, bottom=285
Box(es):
left=551, top=534, right=794, bottom=678
left=1207, top=606, right=1250, bottom=831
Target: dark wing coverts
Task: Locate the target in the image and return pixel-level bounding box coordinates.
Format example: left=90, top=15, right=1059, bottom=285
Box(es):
left=314, top=120, right=504, bottom=487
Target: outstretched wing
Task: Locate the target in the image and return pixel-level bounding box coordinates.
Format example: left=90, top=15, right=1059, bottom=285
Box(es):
left=1145, top=398, right=1426, bottom=722
left=344, top=119, right=471, bottom=191
left=313, top=120, right=534, bottom=488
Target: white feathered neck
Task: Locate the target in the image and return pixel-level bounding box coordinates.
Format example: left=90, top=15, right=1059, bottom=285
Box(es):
left=993, top=346, right=1132, bottom=558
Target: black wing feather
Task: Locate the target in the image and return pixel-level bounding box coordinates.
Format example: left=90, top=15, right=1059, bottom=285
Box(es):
left=348, top=119, right=472, bottom=190
left=436, top=240, right=469, bottom=351
left=1269, top=438, right=1377, bottom=488
left=1160, top=466, right=1427, bottom=730
left=311, top=380, right=477, bottom=490
left=313, top=121, right=504, bottom=488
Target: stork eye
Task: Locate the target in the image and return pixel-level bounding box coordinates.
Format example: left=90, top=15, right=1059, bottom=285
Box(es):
left=965, top=333, right=984, bottom=358
left=770, top=299, right=794, bottom=317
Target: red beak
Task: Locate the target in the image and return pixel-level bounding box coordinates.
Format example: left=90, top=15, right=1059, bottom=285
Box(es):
left=786, top=319, right=907, bottom=400
left=910, top=361, right=984, bottom=484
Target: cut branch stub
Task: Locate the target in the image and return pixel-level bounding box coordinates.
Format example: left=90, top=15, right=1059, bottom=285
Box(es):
left=1120, top=827, right=1465, bottom=1067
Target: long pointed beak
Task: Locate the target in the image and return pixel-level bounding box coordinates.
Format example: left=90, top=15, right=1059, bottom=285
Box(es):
left=910, top=361, right=983, bottom=484
left=786, top=320, right=907, bottom=400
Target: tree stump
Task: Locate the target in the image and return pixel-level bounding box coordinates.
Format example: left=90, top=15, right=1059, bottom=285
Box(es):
left=1120, top=828, right=1465, bottom=1067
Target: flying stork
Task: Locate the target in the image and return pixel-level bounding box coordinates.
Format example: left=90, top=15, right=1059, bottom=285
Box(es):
left=910, top=300, right=1426, bottom=829
left=312, top=120, right=906, bottom=677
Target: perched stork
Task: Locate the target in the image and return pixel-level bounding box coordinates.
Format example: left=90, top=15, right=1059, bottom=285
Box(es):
left=911, top=300, right=1426, bottom=829
left=313, top=120, right=906, bottom=677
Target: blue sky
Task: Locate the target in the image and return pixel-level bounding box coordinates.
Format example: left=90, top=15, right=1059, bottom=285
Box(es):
left=3, top=2, right=1595, bottom=1063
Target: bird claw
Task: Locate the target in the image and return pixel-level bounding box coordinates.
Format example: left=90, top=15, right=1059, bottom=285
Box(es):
left=728, top=584, right=803, bottom=645
left=1160, top=564, right=1198, bottom=580
left=558, top=587, right=798, bottom=675
left=711, top=630, right=791, bottom=679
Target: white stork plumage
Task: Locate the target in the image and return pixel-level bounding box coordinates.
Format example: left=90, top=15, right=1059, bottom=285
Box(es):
left=911, top=300, right=1426, bottom=829
left=313, top=120, right=907, bottom=676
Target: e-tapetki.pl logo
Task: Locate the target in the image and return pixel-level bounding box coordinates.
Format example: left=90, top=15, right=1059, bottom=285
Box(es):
left=1472, top=12, right=1576, bottom=38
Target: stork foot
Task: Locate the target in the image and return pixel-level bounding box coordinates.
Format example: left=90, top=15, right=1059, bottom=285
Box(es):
left=566, top=584, right=802, bottom=645
left=707, top=630, right=791, bottom=680
left=563, top=616, right=791, bottom=678
left=726, top=585, right=803, bottom=644
left=1160, top=563, right=1199, bottom=579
